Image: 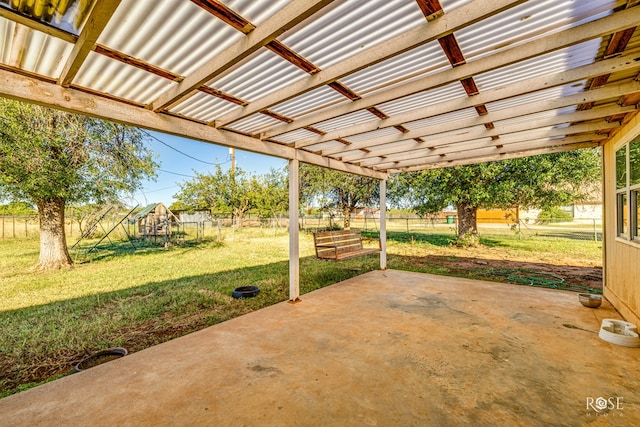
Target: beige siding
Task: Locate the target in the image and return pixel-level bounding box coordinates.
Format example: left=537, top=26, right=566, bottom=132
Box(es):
left=603, top=114, right=640, bottom=325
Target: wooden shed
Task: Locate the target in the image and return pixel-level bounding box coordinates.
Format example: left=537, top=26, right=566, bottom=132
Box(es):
left=130, top=203, right=179, bottom=239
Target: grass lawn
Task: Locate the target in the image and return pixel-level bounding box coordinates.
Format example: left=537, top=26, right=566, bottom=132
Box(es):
left=0, top=229, right=602, bottom=397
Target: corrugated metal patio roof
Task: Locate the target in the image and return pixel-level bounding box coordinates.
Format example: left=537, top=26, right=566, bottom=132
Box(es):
left=0, top=0, right=638, bottom=178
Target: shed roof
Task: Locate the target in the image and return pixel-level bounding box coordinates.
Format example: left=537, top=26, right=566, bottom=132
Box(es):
left=0, top=0, right=638, bottom=178
left=130, top=203, right=160, bottom=223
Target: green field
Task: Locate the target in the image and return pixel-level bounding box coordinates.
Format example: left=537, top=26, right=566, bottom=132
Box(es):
left=0, top=229, right=602, bottom=397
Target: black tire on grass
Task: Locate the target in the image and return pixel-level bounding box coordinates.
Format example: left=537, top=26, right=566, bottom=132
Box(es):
left=232, top=286, right=260, bottom=299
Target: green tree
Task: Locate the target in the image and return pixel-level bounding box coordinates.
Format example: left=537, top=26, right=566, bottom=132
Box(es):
left=174, top=165, right=262, bottom=224
left=254, top=168, right=288, bottom=220
left=300, top=164, right=379, bottom=229
left=389, top=149, right=601, bottom=245
left=168, top=200, right=191, bottom=212
left=0, top=201, right=35, bottom=216
left=0, top=99, right=157, bottom=270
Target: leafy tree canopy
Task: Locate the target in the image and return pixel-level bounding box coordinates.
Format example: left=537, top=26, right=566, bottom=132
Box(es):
left=389, top=150, right=601, bottom=215
left=253, top=168, right=288, bottom=219
left=0, top=201, right=35, bottom=216
left=388, top=149, right=601, bottom=244
left=173, top=165, right=288, bottom=220
left=300, top=164, right=379, bottom=229
left=0, top=99, right=157, bottom=205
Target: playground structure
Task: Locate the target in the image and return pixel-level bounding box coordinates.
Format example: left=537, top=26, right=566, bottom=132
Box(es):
left=70, top=203, right=183, bottom=253
left=71, top=204, right=138, bottom=253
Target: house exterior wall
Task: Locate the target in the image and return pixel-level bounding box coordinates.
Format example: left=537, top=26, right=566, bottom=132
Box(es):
left=476, top=208, right=518, bottom=224
left=573, top=203, right=602, bottom=220
left=603, top=114, right=640, bottom=326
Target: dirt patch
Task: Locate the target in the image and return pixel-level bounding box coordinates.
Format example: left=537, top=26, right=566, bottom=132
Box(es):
left=413, top=255, right=602, bottom=291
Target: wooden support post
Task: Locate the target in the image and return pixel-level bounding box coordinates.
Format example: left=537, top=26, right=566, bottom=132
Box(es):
left=289, top=159, right=301, bottom=302
left=380, top=179, right=387, bottom=270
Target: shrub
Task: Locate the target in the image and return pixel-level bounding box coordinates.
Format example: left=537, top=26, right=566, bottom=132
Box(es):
left=536, top=207, right=573, bottom=224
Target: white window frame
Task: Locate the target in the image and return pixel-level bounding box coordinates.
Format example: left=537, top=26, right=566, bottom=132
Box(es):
left=616, top=136, right=640, bottom=242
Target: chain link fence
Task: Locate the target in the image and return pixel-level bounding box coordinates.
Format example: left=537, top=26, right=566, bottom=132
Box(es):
left=1, top=213, right=602, bottom=242
left=305, top=214, right=603, bottom=242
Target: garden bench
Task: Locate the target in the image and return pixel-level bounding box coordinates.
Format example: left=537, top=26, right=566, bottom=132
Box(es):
left=313, top=229, right=380, bottom=261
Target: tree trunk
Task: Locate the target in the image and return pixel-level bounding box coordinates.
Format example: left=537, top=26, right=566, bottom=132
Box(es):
left=456, top=202, right=479, bottom=246
left=35, top=198, right=73, bottom=270
left=343, top=206, right=351, bottom=229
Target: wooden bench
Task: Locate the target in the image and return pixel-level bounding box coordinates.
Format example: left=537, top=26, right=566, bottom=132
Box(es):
left=313, top=229, right=381, bottom=261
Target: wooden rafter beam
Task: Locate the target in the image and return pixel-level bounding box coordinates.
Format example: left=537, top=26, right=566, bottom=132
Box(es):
left=93, top=44, right=181, bottom=82
left=283, top=7, right=640, bottom=145
left=304, top=126, right=326, bottom=135
left=605, top=27, right=637, bottom=57
left=0, top=67, right=385, bottom=179
left=304, top=77, right=640, bottom=154
left=438, top=34, right=466, bottom=67
left=367, top=107, right=388, bottom=120
left=416, top=0, right=444, bottom=21
left=198, top=86, right=247, bottom=106
left=357, top=114, right=628, bottom=166
left=216, top=0, right=527, bottom=127
left=389, top=142, right=601, bottom=173
left=328, top=82, right=361, bottom=100
left=58, top=0, right=122, bottom=87
left=377, top=134, right=604, bottom=171
left=264, top=7, right=640, bottom=140
left=373, top=134, right=604, bottom=169
left=151, top=0, right=335, bottom=112
left=314, top=55, right=640, bottom=155
left=432, top=16, right=497, bottom=137
left=579, top=22, right=637, bottom=109
left=345, top=105, right=635, bottom=163
left=190, top=0, right=255, bottom=34
left=266, top=40, right=320, bottom=74
left=261, top=110, right=294, bottom=123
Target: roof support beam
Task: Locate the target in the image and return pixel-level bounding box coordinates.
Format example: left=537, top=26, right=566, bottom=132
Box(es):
left=0, top=68, right=385, bottom=180
left=216, top=0, right=527, bottom=127
left=391, top=141, right=601, bottom=172
left=333, top=80, right=640, bottom=160
left=318, top=54, right=640, bottom=156
left=344, top=104, right=637, bottom=163
left=378, top=134, right=605, bottom=170
left=191, top=0, right=255, bottom=33
left=58, top=0, right=122, bottom=87
left=269, top=6, right=640, bottom=141
left=150, top=0, right=336, bottom=111
left=360, top=117, right=622, bottom=167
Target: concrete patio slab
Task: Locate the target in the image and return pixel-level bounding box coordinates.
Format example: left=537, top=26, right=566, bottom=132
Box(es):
left=0, top=269, right=638, bottom=426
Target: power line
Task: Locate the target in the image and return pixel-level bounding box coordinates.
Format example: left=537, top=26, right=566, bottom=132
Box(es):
left=142, top=185, right=180, bottom=194
left=142, top=130, right=231, bottom=166
left=158, top=168, right=194, bottom=178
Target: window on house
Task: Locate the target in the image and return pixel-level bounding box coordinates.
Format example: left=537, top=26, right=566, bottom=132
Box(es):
left=616, top=137, right=640, bottom=241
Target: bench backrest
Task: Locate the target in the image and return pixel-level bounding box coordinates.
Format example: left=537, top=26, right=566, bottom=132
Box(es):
left=314, top=230, right=364, bottom=258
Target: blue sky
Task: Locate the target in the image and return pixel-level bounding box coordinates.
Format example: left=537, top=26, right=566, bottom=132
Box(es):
left=127, top=131, right=288, bottom=208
